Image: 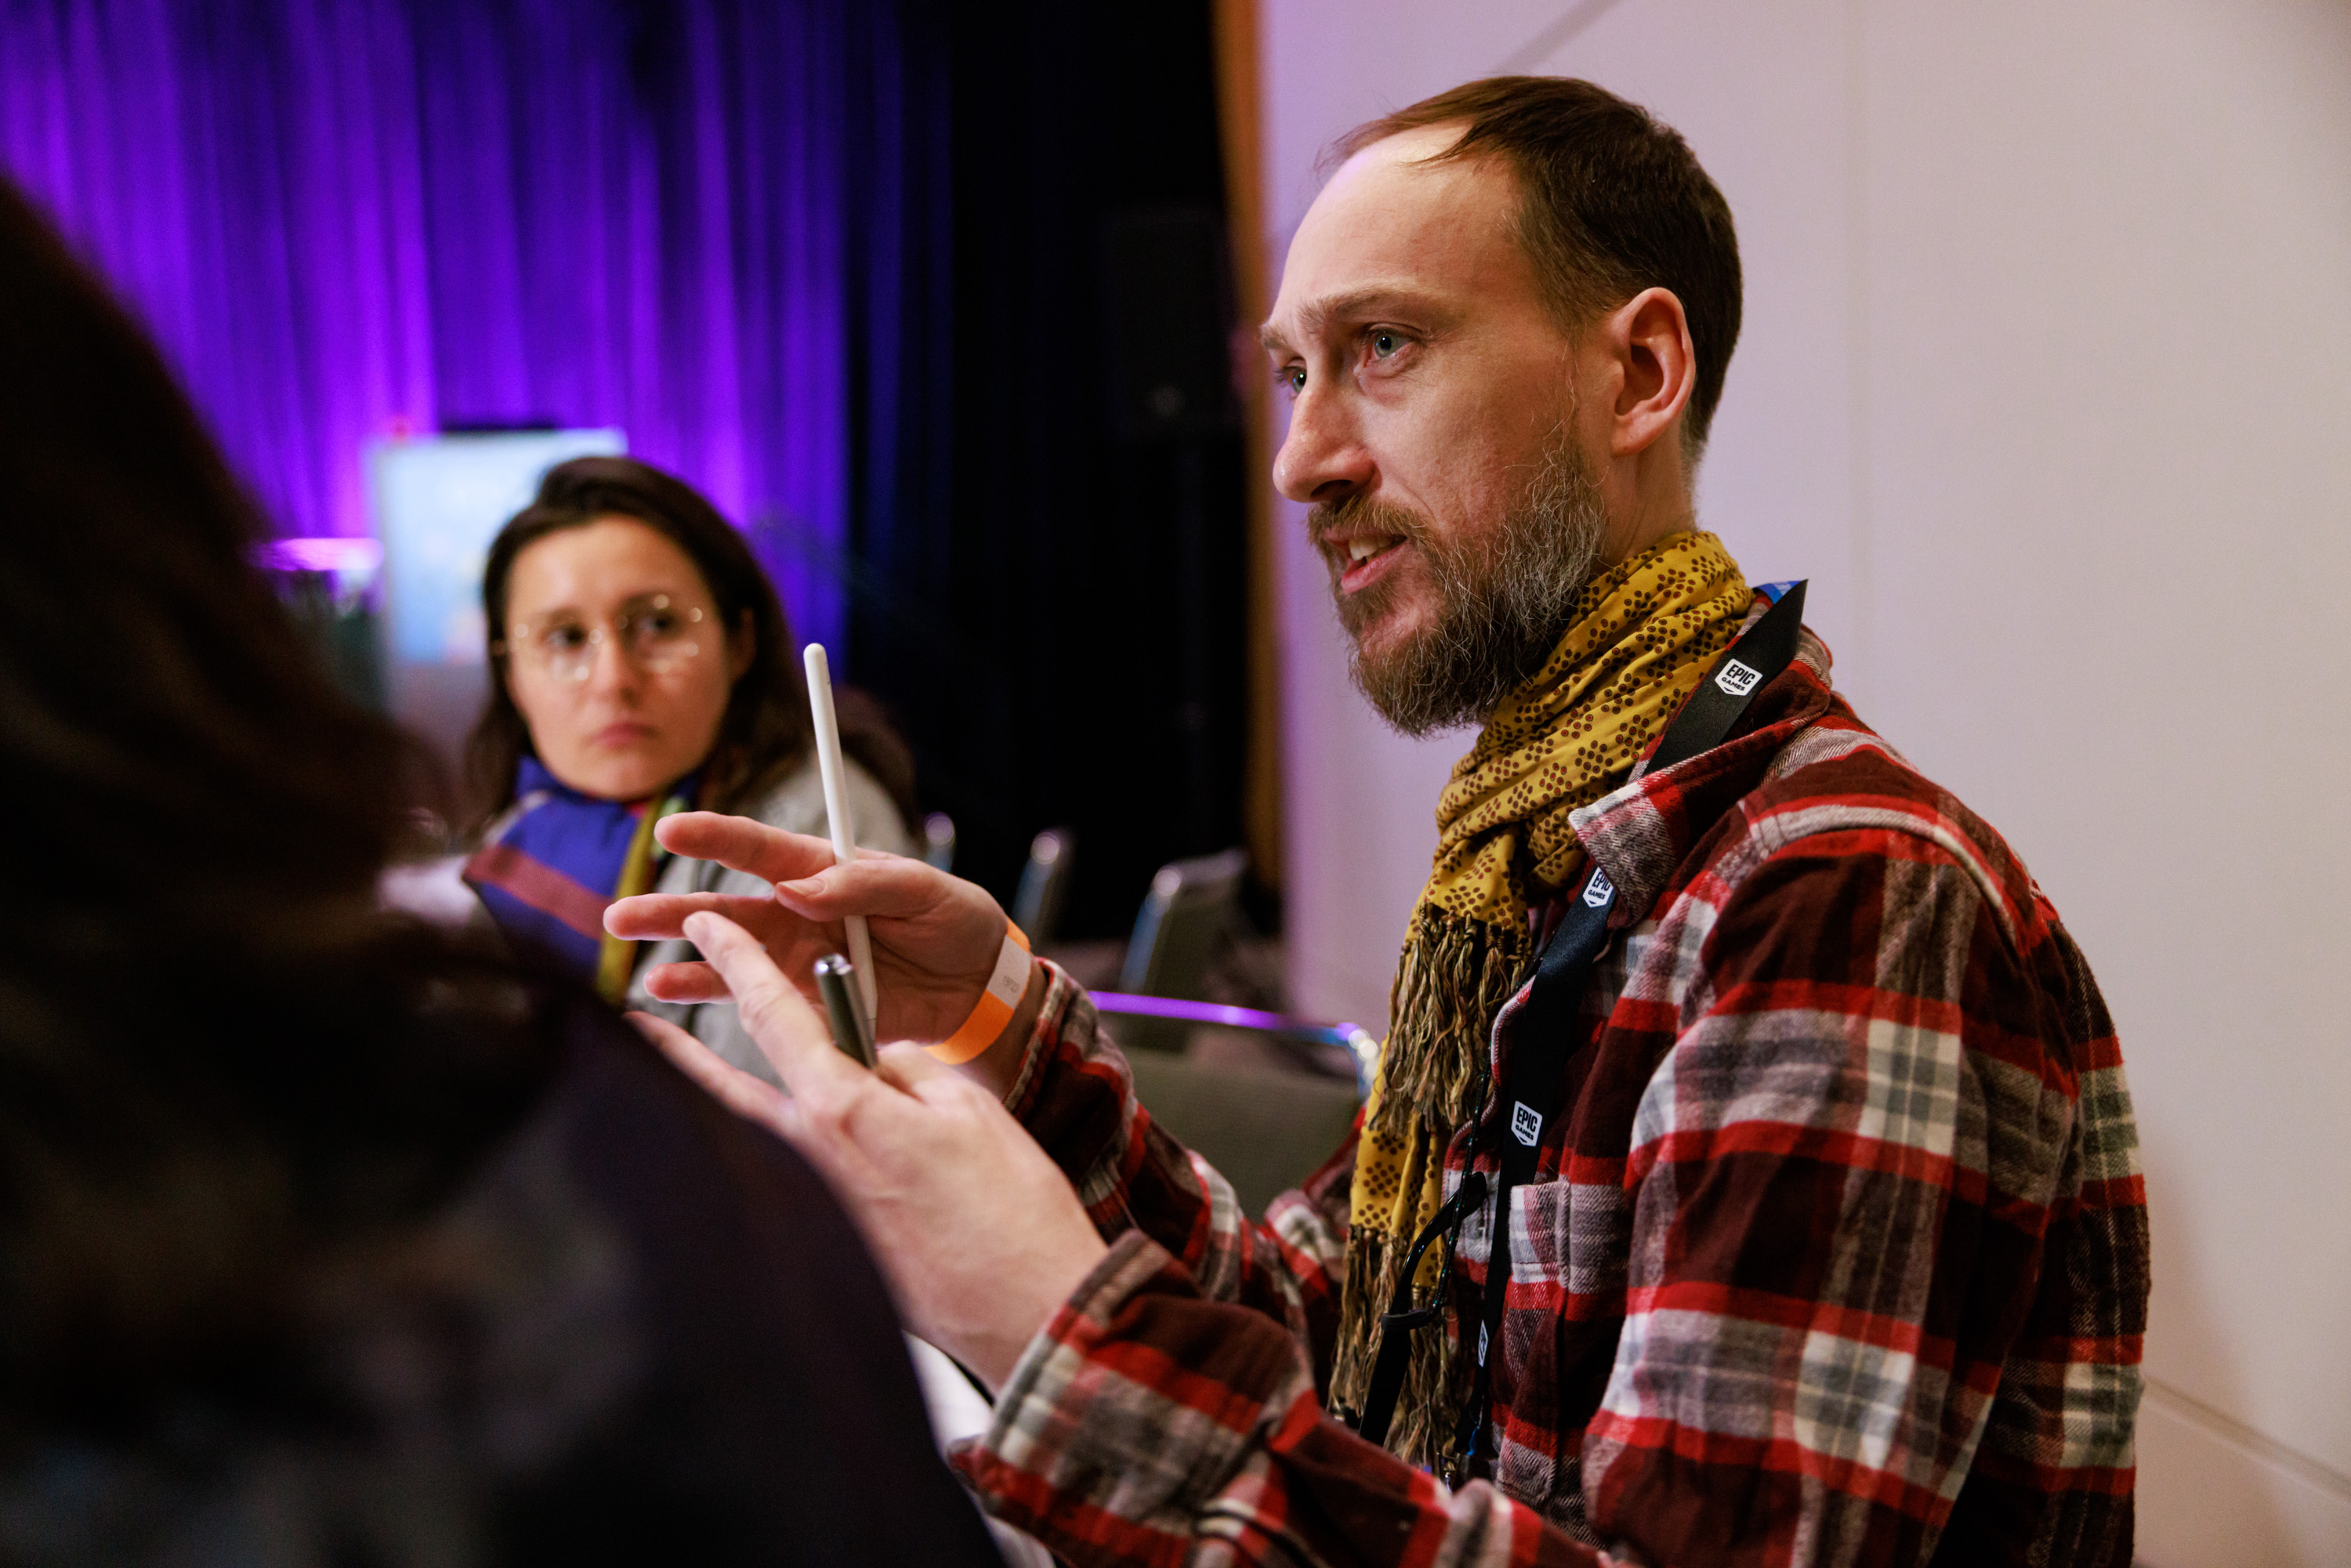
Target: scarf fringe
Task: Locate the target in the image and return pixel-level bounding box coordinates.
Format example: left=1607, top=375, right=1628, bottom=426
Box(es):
left=1331, top=903, right=1532, bottom=1447
left=1371, top=902, right=1532, bottom=1136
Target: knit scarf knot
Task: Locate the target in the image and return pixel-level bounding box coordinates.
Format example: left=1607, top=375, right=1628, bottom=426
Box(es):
left=1331, top=530, right=1750, bottom=1467
left=464, top=758, right=698, bottom=1003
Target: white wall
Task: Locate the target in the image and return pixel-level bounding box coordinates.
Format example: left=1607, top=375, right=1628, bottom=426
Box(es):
left=1260, top=3, right=2351, bottom=1561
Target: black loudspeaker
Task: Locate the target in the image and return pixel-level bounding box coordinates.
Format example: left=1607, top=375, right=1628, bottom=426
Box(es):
left=1101, top=205, right=1238, bottom=443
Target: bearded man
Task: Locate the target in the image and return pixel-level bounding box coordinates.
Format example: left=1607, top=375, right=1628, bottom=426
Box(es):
left=609, top=77, right=2150, bottom=1568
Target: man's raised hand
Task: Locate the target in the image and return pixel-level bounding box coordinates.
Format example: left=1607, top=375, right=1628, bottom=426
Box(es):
left=604, top=812, right=1020, bottom=1047
left=629, top=910, right=1107, bottom=1389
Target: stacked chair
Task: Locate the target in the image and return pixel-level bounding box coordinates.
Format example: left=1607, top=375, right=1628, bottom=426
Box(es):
left=1023, top=835, right=1374, bottom=1215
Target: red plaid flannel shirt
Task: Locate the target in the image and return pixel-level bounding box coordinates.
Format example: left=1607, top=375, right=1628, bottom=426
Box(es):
left=953, top=620, right=2149, bottom=1567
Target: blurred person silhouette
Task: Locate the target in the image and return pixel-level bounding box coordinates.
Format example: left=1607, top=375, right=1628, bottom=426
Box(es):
left=0, top=176, right=1002, bottom=1566
left=452, top=455, right=918, bottom=1086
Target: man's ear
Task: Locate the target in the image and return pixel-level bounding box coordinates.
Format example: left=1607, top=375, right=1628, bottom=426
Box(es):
left=728, top=609, right=756, bottom=680
left=1597, top=286, right=1696, bottom=461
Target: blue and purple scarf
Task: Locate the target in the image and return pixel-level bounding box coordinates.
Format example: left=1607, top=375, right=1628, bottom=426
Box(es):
left=464, top=756, right=697, bottom=1000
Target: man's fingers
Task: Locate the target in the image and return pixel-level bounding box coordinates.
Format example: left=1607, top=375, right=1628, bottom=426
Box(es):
left=873, top=1040, right=953, bottom=1095
left=629, top=1010, right=800, bottom=1139
left=605, top=889, right=792, bottom=941
left=684, top=911, right=858, bottom=1100
left=643, top=958, right=827, bottom=1006
left=770, top=853, right=949, bottom=923
left=654, top=812, right=839, bottom=883
left=640, top=959, right=734, bottom=1005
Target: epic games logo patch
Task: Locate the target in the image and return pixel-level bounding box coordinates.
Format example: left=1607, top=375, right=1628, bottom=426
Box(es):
left=1715, top=657, right=1763, bottom=697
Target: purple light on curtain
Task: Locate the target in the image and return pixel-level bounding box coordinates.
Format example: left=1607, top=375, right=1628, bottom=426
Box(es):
left=0, top=0, right=920, bottom=661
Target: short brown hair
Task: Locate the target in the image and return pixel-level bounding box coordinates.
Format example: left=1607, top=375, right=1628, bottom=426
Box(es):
left=1334, top=77, right=1742, bottom=452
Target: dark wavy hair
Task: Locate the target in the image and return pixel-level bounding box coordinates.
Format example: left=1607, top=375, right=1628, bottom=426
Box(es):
left=465, top=456, right=916, bottom=834
left=0, top=177, right=560, bottom=1429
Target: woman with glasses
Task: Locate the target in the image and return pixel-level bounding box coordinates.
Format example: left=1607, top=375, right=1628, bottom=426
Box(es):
left=461, top=457, right=919, bottom=1081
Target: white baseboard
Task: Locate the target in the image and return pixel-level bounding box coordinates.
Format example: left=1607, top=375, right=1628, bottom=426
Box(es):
left=2133, top=1378, right=2351, bottom=1566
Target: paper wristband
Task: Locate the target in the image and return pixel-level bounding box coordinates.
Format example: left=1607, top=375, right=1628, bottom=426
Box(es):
left=928, top=921, right=1032, bottom=1065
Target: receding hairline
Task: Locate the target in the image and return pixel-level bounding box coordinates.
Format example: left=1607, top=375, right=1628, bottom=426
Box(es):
left=1317, top=114, right=1481, bottom=180
left=1291, top=116, right=1603, bottom=354
left=1313, top=77, right=1744, bottom=455
left=1262, top=136, right=1541, bottom=353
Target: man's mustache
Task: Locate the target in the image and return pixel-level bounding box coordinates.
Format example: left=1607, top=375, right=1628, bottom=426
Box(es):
left=1307, top=495, right=1433, bottom=558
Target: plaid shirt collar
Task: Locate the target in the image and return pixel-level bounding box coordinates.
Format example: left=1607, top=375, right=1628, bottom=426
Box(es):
left=1568, top=617, right=1838, bottom=928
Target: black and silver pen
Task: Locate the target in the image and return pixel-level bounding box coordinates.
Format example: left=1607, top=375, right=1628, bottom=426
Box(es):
left=814, top=953, right=878, bottom=1068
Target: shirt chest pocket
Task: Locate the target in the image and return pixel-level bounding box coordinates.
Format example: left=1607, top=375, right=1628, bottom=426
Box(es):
left=1490, top=1174, right=1638, bottom=1530
left=1508, top=1173, right=1633, bottom=1311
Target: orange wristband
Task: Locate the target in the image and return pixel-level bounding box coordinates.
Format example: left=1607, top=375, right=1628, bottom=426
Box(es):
left=928, top=921, right=1032, bottom=1065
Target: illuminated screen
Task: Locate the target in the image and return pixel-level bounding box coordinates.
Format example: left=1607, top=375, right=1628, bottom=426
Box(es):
left=369, top=429, right=626, bottom=666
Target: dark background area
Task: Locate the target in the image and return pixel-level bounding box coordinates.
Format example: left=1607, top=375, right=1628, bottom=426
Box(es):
left=845, top=0, right=1254, bottom=939
left=0, top=0, right=1258, bottom=946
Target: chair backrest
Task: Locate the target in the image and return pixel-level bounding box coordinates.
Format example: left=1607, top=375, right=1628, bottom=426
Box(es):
left=1120, top=1050, right=1361, bottom=1216
left=1092, top=992, right=1379, bottom=1099
left=1118, top=846, right=1247, bottom=998
left=1009, top=827, right=1074, bottom=945
left=921, top=812, right=957, bottom=873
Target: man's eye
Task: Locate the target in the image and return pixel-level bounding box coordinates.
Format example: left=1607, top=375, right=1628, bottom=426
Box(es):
left=1281, top=365, right=1307, bottom=397
left=544, top=625, right=589, bottom=652
left=1370, top=330, right=1402, bottom=360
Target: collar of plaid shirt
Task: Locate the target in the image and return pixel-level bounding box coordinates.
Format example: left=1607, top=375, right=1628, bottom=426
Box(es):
left=1577, top=609, right=1838, bottom=911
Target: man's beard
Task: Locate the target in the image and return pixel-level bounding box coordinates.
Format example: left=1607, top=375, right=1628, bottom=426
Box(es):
left=1316, top=433, right=1607, bottom=737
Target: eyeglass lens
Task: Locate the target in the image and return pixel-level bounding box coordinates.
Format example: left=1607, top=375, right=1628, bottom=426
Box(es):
left=509, top=594, right=705, bottom=683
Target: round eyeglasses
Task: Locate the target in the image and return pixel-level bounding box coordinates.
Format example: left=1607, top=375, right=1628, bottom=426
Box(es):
left=497, top=593, right=706, bottom=684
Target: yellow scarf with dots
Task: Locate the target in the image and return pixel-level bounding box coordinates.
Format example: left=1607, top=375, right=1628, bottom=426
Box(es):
left=1331, top=530, right=1750, bottom=1467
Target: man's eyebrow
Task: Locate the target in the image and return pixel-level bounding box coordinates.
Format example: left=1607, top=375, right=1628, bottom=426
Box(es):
left=1260, top=285, right=1446, bottom=354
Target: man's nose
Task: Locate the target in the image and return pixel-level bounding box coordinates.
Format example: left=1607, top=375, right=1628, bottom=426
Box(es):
left=1271, top=383, right=1373, bottom=505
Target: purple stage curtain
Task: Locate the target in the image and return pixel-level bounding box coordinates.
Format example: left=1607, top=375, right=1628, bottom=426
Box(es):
left=0, top=0, right=936, bottom=659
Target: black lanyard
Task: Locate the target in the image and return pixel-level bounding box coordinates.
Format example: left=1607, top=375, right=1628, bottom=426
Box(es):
left=1348, top=581, right=1809, bottom=1476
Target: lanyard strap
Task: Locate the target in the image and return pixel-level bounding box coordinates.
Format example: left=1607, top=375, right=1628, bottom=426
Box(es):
left=1346, top=581, right=1809, bottom=1475
left=1353, top=1170, right=1488, bottom=1450
left=1458, top=579, right=1806, bottom=1477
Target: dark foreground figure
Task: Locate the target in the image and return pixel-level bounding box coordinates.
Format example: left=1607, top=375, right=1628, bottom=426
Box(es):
left=0, top=175, right=999, bottom=1566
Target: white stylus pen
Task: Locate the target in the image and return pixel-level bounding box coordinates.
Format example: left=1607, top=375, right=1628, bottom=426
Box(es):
left=802, top=643, right=878, bottom=1030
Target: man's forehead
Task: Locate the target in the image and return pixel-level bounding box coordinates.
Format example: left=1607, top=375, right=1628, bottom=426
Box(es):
left=1266, top=127, right=1525, bottom=343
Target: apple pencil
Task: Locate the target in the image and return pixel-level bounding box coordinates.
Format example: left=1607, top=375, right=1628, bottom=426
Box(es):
left=802, top=644, right=878, bottom=1030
